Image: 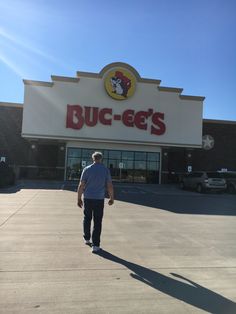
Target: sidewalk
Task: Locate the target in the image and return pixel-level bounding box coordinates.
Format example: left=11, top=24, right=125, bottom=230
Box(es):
left=0, top=184, right=236, bottom=313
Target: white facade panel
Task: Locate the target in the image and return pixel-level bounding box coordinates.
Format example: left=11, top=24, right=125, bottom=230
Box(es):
left=22, top=63, right=204, bottom=148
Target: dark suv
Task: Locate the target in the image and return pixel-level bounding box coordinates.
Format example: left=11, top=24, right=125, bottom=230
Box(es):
left=180, top=171, right=226, bottom=193
left=219, top=172, right=236, bottom=194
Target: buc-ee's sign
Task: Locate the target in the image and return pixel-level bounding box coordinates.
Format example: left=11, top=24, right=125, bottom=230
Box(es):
left=66, top=66, right=166, bottom=136
left=66, top=104, right=166, bottom=136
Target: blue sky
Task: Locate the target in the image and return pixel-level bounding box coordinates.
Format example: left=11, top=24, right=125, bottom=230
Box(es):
left=0, top=0, right=236, bottom=121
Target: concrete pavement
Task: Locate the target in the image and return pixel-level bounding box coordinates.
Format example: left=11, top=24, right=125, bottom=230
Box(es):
left=0, top=182, right=236, bottom=313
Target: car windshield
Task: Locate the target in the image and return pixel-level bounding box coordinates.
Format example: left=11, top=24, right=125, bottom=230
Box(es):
left=206, top=172, right=222, bottom=178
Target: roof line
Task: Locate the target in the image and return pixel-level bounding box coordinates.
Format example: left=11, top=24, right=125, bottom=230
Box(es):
left=51, top=75, right=80, bottom=83
left=158, top=86, right=183, bottom=93
left=0, top=101, right=23, bottom=108
left=203, top=118, right=236, bottom=125
left=23, top=80, right=53, bottom=87
left=180, top=95, right=205, bottom=101
left=21, top=62, right=204, bottom=101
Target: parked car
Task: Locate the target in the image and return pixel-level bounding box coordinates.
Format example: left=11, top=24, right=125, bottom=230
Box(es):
left=219, top=171, right=236, bottom=194
left=180, top=171, right=226, bottom=193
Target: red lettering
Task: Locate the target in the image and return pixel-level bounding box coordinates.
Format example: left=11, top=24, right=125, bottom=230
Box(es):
left=122, top=109, right=135, bottom=127
left=99, top=108, right=112, bottom=125
left=84, top=106, right=98, bottom=126
left=66, top=104, right=84, bottom=130
left=151, top=112, right=166, bottom=135
left=66, top=105, right=166, bottom=136
left=134, top=111, right=148, bottom=130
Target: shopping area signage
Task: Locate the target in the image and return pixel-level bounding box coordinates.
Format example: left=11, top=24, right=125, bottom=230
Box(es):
left=66, top=104, right=166, bottom=136
left=22, top=62, right=203, bottom=147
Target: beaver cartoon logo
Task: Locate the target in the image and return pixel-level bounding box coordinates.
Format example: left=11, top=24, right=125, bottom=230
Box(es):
left=110, top=71, right=131, bottom=98
left=104, top=68, right=136, bottom=100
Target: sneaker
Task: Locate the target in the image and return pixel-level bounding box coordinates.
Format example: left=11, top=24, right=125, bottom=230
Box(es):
left=92, top=245, right=101, bottom=253
left=84, top=240, right=91, bottom=246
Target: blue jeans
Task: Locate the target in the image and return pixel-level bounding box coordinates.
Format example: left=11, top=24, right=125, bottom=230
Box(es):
left=83, top=199, right=104, bottom=247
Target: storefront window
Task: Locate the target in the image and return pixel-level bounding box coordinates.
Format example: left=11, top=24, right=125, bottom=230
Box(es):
left=135, top=152, right=146, bottom=160
left=109, top=150, right=121, bottom=159
left=67, top=148, right=81, bottom=158
left=134, top=160, right=146, bottom=170
left=66, top=148, right=160, bottom=183
left=108, top=159, right=120, bottom=180
left=147, top=161, right=159, bottom=171
left=102, top=158, right=108, bottom=168
left=122, top=160, right=134, bottom=169
left=66, top=158, right=82, bottom=180
left=103, top=150, right=108, bottom=158
left=147, top=152, right=159, bottom=162
left=122, top=151, right=134, bottom=160
left=82, top=149, right=94, bottom=159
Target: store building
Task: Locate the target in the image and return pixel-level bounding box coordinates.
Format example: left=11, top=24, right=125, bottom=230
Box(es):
left=1, top=62, right=235, bottom=184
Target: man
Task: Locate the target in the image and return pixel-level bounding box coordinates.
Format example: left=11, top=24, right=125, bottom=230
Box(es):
left=77, top=151, right=114, bottom=253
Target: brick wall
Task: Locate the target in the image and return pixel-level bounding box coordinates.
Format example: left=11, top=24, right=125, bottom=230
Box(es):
left=192, top=120, right=236, bottom=171
left=0, top=103, right=65, bottom=180
left=0, top=104, right=30, bottom=166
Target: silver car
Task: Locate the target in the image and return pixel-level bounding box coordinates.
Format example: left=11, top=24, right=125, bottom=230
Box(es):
left=219, top=171, right=236, bottom=194
left=180, top=171, right=226, bottom=193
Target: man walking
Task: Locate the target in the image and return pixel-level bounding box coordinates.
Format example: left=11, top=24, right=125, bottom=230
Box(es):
left=77, top=152, right=114, bottom=253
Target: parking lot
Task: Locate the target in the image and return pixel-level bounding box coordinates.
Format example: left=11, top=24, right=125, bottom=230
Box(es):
left=0, top=182, right=236, bottom=313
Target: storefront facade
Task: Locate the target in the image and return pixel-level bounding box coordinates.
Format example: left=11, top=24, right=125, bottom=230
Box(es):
left=20, top=62, right=204, bottom=183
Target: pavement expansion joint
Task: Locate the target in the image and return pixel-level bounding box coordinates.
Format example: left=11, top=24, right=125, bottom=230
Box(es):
left=0, top=191, right=39, bottom=228
left=1, top=266, right=236, bottom=273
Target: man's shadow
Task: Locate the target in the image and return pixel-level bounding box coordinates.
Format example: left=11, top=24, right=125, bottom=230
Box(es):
left=97, top=250, right=236, bottom=314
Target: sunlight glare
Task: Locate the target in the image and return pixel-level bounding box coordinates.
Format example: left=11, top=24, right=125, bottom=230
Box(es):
left=0, top=27, right=69, bottom=71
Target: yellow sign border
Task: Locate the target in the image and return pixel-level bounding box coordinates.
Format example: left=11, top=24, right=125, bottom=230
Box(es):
left=104, top=68, right=136, bottom=100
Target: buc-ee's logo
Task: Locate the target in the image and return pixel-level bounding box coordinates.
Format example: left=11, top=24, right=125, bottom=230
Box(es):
left=104, top=68, right=136, bottom=100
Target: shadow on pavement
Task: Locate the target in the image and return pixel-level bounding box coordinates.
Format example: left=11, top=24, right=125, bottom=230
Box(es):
left=0, top=185, right=21, bottom=194
left=1, top=181, right=235, bottom=216
left=0, top=180, right=66, bottom=194
left=98, top=250, right=236, bottom=314
left=114, top=185, right=236, bottom=216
